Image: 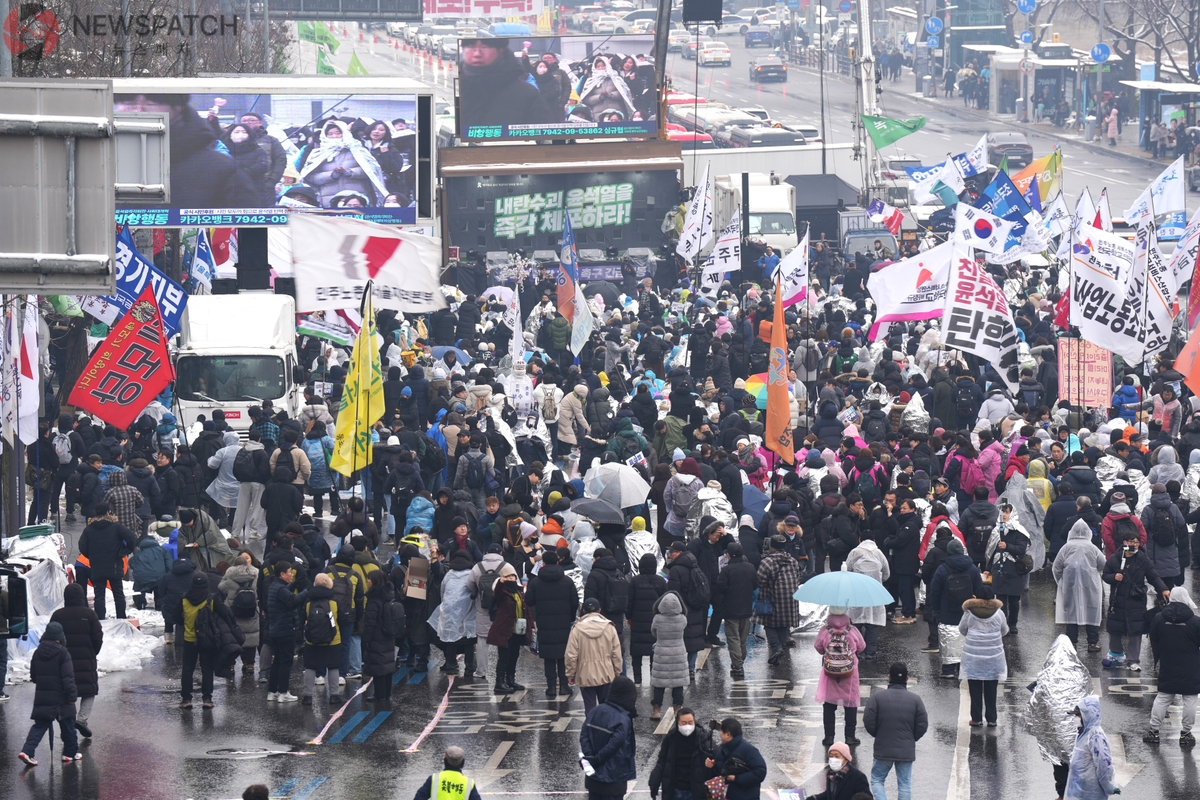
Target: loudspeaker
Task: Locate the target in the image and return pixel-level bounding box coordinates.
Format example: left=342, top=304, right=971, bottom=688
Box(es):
left=211, top=279, right=239, bottom=295
left=682, top=0, right=722, bottom=24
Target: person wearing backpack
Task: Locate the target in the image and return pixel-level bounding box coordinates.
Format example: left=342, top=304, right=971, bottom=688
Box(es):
left=958, top=486, right=1000, bottom=571
left=176, top=574, right=222, bottom=709
left=952, top=374, right=983, bottom=431
left=1141, top=483, right=1185, bottom=587
left=467, top=544, right=516, bottom=683
left=665, top=542, right=710, bottom=676
left=926, top=539, right=983, bottom=679
left=688, top=521, right=732, bottom=647
left=231, top=431, right=272, bottom=541
left=361, top=570, right=400, bottom=703
left=755, top=536, right=803, bottom=666
left=584, top=548, right=632, bottom=659
left=662, top=459, right=704, bottom=541
left=861, top=401, right=891, bottom=444
left=814, top=605, right=867, bottom=746
left=533, top=379, right=563, bottom=459
left=219, top=553, right=262, bottom=677
left=51, top=414, right=85, bottom=522
left=454, top=441, right=495, bottom=514
left=327, top=546, right=366, bottom=683
left=1100, top=493, right=1146, bottom=557
left=301, top=573, right=344, bottom=705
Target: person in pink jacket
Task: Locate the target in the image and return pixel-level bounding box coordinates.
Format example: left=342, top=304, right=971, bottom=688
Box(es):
left=977, top=429, right=1005, bottom=501
left=814, top=606, right=867, bottom=747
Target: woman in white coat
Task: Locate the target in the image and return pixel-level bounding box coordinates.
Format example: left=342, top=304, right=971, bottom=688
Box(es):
left=959, top=585, right=1008, bottom=727
left=1051, top=519, right=1107, bottom=652
left=845, top=532, right=890, bottom=659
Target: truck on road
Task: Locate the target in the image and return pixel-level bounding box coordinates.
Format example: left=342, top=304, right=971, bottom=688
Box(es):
left=713, top=173, right=799, bottom=255
left=839, top=207, right=898, bottom=260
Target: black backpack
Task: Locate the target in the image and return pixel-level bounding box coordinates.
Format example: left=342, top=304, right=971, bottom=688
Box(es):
left=232, top=448, right=258, bottom=482
left=390, top=470, right=420, bottom=505
left=854, top=467, right=881, bottom=505
left=465, top=453, right=487, bottom=489
left=478, top=563, right=504, bottom=613
left=306, top=598, right=337, bottom=646
left=1150, top=506, right=1177, bottom=547
left=682, top=566, right=711, bottom=610
left=945, top=570, right=974, bottom=609
left=231, top=586, right=258, bottom=620
left=327, top=566, right=356, bottom=630
left=194, top=601, right=220, bottom=651
left=417, top=431, right=447, bottom=473
left=384, top=597, right=407, bottom=638
left=955, top=384, right=976, bottom=419
left=1112, top=516, right=1140, bottom=546
left=804, top=345, right=820, bottom=372
left=1020, top=385, right=1043, bottom=409
left=863, top=414, right=887, bottom=443
left=604, top=571, right=632, bottom=615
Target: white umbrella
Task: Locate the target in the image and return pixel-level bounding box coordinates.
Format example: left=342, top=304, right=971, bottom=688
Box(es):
left=584, top=462, right=651, bottom=508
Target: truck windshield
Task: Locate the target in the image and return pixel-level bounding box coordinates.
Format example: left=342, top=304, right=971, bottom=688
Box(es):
left=176, top=356, right=286, bottom=403
left=749, top=212, right=796, bottom=235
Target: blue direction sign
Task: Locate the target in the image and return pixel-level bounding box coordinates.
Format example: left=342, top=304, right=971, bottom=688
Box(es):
left=925, top=16, right=943, bottom=35
left=927, top=35, right=939, bottom=48
left=1017, top=0, right=1036, bottom=14
left=838, top=0, right=851, bottom=12
left=1019, top=30, right=1033, bottom=44
left=1091, top=42, right=1111, bottom=63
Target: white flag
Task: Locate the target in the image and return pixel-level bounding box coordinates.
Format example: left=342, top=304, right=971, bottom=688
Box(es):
left=569, top=282, right=593, bottom=357
left=676, top=163, right=713, bottom=265
left=1167, top=206, right=1200, bottom=296
left=1043, top=193, right=1071, bottom=238
left=937, top=158, right=966, bottom=196
left=1139, top=217, right=1174, bottom=360
left=0, top=300, right=16, bottom=446
left=701, top=215, right=741, bottom=291
left=1057, top=188, right=1098, bottom=260
left=954, top=205, right=1019, bottom=254
left=1095, top=189, right=1113, bottom=232
left=776, top=227, right=810, bottom=307
left=1070, top=224, right=1145, bottom=363
left=965, top=134, right=989, bottom=174
left=941, top=243, right=1021, bottom=390
left=18, top=296, right=38, bottom=446
left=865, top=241, right=953, bottom=339
left=1122, top=156, right=1186, bottom=226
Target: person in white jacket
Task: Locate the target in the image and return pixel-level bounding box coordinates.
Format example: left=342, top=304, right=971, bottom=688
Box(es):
left=977, top=387, right=1015, bottom=426
left=846, top=533, right=890, bottom=659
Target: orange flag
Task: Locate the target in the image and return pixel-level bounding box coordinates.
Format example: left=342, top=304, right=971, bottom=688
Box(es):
left=765, top=274, right=795, bottom=466
left=1176, top=322, right=1200, bottom=398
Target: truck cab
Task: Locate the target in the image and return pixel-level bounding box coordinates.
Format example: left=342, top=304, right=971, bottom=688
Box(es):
left=714, top=173, right=799, bottom=255
left=172, top=294, right=304, bottom=434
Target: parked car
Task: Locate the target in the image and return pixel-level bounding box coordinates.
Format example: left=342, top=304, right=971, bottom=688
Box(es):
left=666, top=123, right=717, bottom=150
left=615, top=8, right=657, bottom=32
left=986, top=131, right=1034, bottom=169
left=572, top=5, right=604, bottom=28
left=439, top=37, right=459, bottom=59
left=744, top=26, right=773, bottom=47
left=713, top=125, right=806, bottom=148
left=592, top=15, right=620, bottom=33
left=703, top=14, right=754, bottom=36
left=682, top=36, right=715, bottom=60
left=775, top=119, right=823, bottom=143
left=698, top=42, right=732, bottom=66
left=748, top=56, right=786, bottom=81
left=386, top=22, right=407, bottom=37
left=405, top=25, right=426, bottom=44
left=740, top=105, right=771, bottom=122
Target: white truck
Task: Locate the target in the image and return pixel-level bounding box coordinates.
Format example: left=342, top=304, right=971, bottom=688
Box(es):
left=713, top=173, right=799, bottom=255
left=172, top=294, right=305, bottom=433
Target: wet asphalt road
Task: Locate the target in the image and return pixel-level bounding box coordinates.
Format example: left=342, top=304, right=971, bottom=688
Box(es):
left=2, top=516, right=1197, bottom=800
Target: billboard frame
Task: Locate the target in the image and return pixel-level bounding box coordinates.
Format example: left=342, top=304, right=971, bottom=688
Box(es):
left=254, top=0, right=423, bottom=22
left=112, top=75, right=437, bottom=227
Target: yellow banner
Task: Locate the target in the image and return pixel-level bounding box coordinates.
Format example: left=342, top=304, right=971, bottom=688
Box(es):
left=329, top=292, right=385, bottom=477
left=1010, top=150, right=1061, bottom=204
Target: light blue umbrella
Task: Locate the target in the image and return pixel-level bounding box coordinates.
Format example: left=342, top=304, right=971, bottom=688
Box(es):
left=793, top=571, right=893, bottom=608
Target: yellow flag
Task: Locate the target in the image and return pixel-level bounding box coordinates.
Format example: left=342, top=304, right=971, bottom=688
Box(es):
left=1011, top=150, right=1062, bottom=203
left=329, top=290, right=385, bottom=477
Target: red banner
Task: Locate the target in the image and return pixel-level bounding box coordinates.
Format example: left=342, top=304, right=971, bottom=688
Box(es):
left=68, top=284, right=174, bottom=431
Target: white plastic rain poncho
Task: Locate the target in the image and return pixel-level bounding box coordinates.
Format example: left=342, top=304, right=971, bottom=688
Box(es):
left=205, top=431, right=243, bottom=507
left=1182, top=452, right=1200, bottom=512
left=998, top=472, right=1046, bottom=570
left=428, top=567, right=477, bottom=643
left=1065, top=696, right=1119, bottom=800
left=845, top=539, right=890, bottom=628
left=958, top=599, right=1008, bottom=681
left=571, top=520, right=601, bottom=583
left=1051, top=520, right=1107, bottom=626
left=1024, top=635, right=1094, bottom=766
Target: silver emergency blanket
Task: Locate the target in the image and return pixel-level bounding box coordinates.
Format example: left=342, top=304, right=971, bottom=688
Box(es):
left=792, top=601, right=830, bottom=634
left=428, top=569, right=477, bottom=642
left=938, top=622, right=965, bottom=665
left=1024, top=635, right=1094, bottom=765
left=624, top=530, right=665, bottom=575
left=1182, top=464, right=1200, bottom=513
left=998, top=473, right=1047, bottom=571
left=1127, top=467, right=1151, bottom=513
left=696, top=487, right=736, bottom=531
left=901, top=391, right=931, bottom=434
left=1095, top=455, right=1123, bottom=495
left=564, top=565, right=586, bottom=605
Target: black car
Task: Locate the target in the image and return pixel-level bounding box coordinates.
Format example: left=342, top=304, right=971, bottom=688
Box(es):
left=986, top=132, right=1034, bottom=169
left=749, top=56, right=787, bottom=83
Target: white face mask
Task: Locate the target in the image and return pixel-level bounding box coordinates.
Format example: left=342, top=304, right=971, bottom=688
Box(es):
left=828, top=757, right=844, bottom=772
left=230, top=131, right=249, bottom=143
left=677, top=723, right=695, bottom=737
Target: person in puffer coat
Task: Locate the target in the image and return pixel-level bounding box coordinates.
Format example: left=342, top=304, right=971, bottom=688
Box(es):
left=958, top=587, right=1008, bottom=726
left=627, top=552, right=666, bottom=684
left=19, top=621, right=78, bottom=766
left=48, top=584, right=102, bottom=739
left=218, top=553, right=261, bottom=675
left=579, top=675, right=638, bottom=797
left=525, top=549, right=580, bottom=697
left=361, top=571, right=400, bottom=703
left=1141, top=483, right=1185, bottom=586
left=129, top=535, right=172, bottom=611
left=1145, top=586, right=1200, bottom=746
left=649, top=591, right=689, bottom=719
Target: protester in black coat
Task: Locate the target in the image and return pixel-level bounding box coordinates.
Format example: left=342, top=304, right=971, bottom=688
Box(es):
left=649, top=715, right=717, bottom=800
left=20, top=621, right=79, bottom=764
left=172, top=447, right=205, bottom=509
left=1148, top=591, right=1200, bottom=700
left=714, top=546, right=757, bottom=620
left=361, top=574, right=399, bottom=701
left=525, top=550, right=580, bottom=696
left=260, top=465, right=304, bottom=536
left=626, top=552, right=667, bottom=683
left=665, top=546, right=708, bottom=657
left=77, top=505, right=139, bottom=620
left=48, top=583, right=103, bottom=735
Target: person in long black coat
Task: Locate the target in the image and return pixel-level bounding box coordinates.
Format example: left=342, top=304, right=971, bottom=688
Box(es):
left=627, top=552, right=667, bottom=684
left=665, top=545, right=708, bottom=666
left=48, top=583, right=103, bottom=738
left=526, top=550, right=580, bottom=697
left=1146, top=588, right=1200, bottom=744
left=1102, top=536, right=1168, bottom=668
left=361, top=572, right=400, bottom=703
left=19, top=621, right=79, bottom=765
left=393, top=543, right=432, bottom=671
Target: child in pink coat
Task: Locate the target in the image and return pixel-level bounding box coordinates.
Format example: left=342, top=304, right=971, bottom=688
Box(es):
left=814, top=606, right=867, bottom=747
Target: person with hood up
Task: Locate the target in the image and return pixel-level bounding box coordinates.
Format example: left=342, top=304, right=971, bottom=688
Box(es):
left=927, top=539, right=983, bottom=679
left=977, top=387, right=1015, bottom=425
left=558, top=383, right=590, bottom=453
left=814, top=606, right=867, bottom=746
left=429, top=549, right=479, bottom=676
left=649, top=591, right=689, bottom=720
left=1065, top=697, right=1120, bottom=800
left=649, top=709, right=717, bottom=800
left=1111, top=376, right=1141, bottom=422
left=984, top=503, right=1031, bottom=633
left=177, top=507, right=234, bottom=573
left=579, top=674, right=639, bottom=799
left=627, top=552, right=667, bottom=685
left=219, top=552, right=262, bottom=676
left=459, top=39, right=558, bottom=131
left=175, top=571, right=237, bottom=709
left=1053, top=519, right=1108, bottom=652
left=123, top=457, right=161, bottom=533
left=715, top=541, right=757, bottom=678
left=18, top=621, right=78, bottom=767
left=958, top=585, right=1007, bottom=727
left=1147, top=445, right=1185, bottom=486
left=260, top=465, right=304, bottom=538
left=487, top=568, right=532, bottom=695
left=77, top=502, right=139, bottom=620
left=1141, top=482, right=1186, bottom=586
left=755, top=535, right=803, bottom=665
left=301, top=422, right=340, bottom=519
left=301, top=572, right=344, bottom=705
left=299, top=120, right=388, bottom=207
left=48, top=584, right=102, bottom=740
left=566, top=597, right=624, bottom=712
left=1144, top=586, right=1200, bottom=746
left=1027, top=459, right=1055, bottom=511
left=526, top=549, right=580, bottom=697
left=959, top=485, right=1000, bottom=570
left=205, top=431, right=243, bottom=521
left=454, top=439, right=496, bottom=514
left=467, top=544, right=513, bottom=682
left=846, top=532, right=890, bottom=659
left=1101, top=525, right=1168, bottom=672
left=1099, top=492, right=1145, bottom=557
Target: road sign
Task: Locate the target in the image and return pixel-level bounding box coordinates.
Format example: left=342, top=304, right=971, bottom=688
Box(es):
left=1091, top=42, right=1111, bottom=63
left=1019, top=58, right=1035, bottom=74
left=925, top=17, right=943, bottom=35
left=926, top=35, right=939, bottom=48
left=838, top=0, right=852, bottom=12
left=1017, top=0, right=1036, bottom=13
left=838, top=12, right=851, bottom=21
left=1019, top=30, right=1033, bottom=44
left=787, top=0, right=799, bottom=8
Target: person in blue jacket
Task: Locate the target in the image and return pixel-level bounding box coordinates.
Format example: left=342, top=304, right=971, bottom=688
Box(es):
left=1111, top=376, right=1141, bottom=422
left=708, top=717, right=768, bottom=800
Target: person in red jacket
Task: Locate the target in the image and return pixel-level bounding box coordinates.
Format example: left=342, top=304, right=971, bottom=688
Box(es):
left=1100, top=492, right=1147, bottom=557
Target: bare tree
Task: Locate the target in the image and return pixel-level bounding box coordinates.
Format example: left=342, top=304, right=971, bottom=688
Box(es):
left=1066, top=0, right=1199, bottom=83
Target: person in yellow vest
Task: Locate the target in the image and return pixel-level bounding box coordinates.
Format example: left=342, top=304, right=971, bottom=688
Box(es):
left=413, top=746, right=483, bottom=800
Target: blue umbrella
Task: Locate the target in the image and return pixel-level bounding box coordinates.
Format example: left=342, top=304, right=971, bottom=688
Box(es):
left=741, top=485, right=769, bottom=526
left=432, top=345, right=471, bottom=364
left=793, top=571, right=893, bottom=608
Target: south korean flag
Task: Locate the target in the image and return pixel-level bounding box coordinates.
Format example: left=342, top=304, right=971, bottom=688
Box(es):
left=954, top=205, right=1019, bottom=255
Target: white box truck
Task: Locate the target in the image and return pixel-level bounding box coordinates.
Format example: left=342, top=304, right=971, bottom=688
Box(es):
left=713, top=173, right=799, bottom=255
left=173, top=294, right=305, bottom=432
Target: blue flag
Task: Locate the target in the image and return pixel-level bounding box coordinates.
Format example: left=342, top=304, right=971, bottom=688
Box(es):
left=95, top=225, right=189, bottom=338
left=974, top=171, right=1032, bottom=251
left=1023, top=174, right=1042, bottom=214
left=190, top=229, right=216, bottom=290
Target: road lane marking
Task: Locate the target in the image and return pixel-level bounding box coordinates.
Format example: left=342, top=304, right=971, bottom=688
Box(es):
left=290, top=777, right=328, bottom=800
left=695, top=648, right=710, bottom=670
left=945, top=681, right=971, bottom=800
left=653, top=705, right=677, bottom=735
left=475, top=740, right=516, bottom=788
left=328, top=711, right=372, bottom=744
left=393, top=665, right=413, bottom=685
left=409, top=670, right=429, bottom=684
left=270, top=778, right=301, bottom=798
left=1077, top=170, right=1133, bottom=186
left=352, top=711, right=394, bottom=743
left=308, top=677, right=375, bottom=744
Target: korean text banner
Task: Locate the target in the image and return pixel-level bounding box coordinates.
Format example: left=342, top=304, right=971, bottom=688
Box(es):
left=458, top=35, right=658, bottom=141
left=942, top=245, right=1021, bottom=390
left=1069, top=226, right=1152, bottom=363
left=1057, top=340, right=1113, bottom=407
left=113, top=91, right=418, bottom=226
left=443, top=170, right=679, bottom=253
left=291, top=214, right=446, bottom=315
left=69, top=284, right=175, bottom=431
left=425, top=0, right=543, bottom=16
left=83, top=227, right=188, bottom=339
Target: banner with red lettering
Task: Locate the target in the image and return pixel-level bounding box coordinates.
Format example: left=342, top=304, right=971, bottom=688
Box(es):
left=69, top=284, right=174, bottom=430
left=941, top=242, right=1021, bottom=391
left=424, top=0, right=543, bottom=17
